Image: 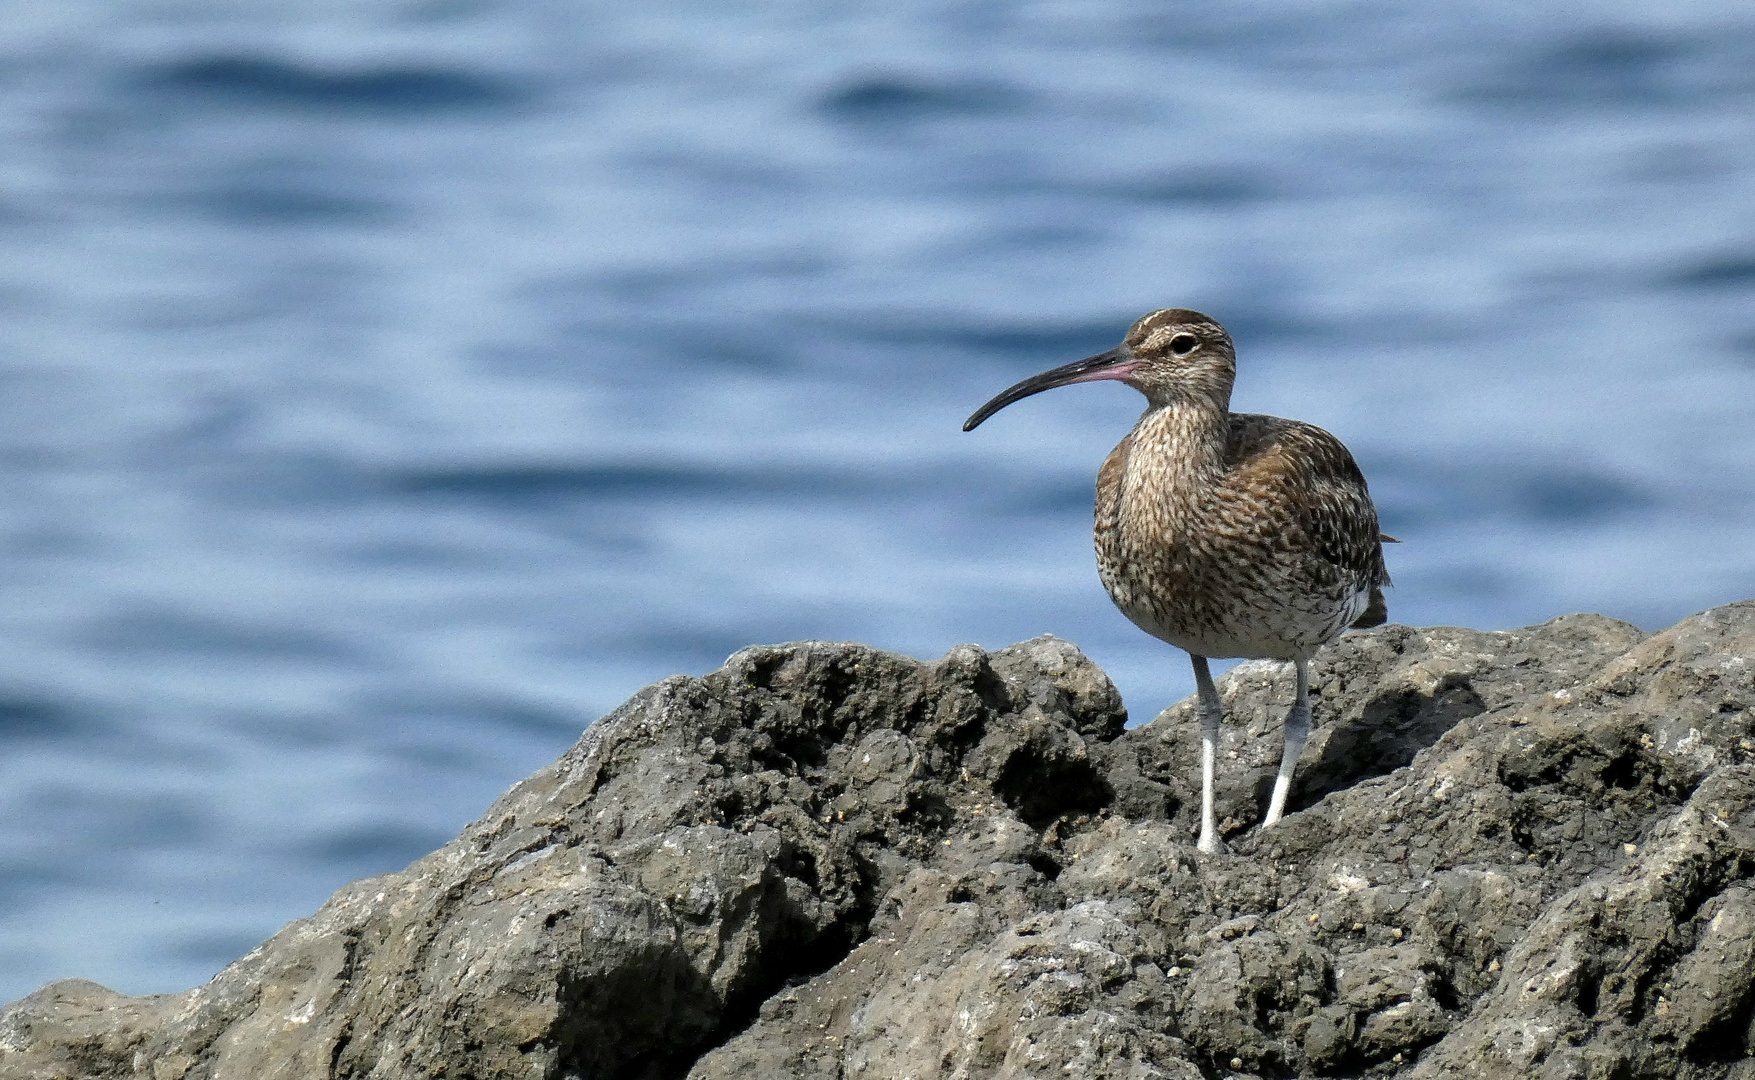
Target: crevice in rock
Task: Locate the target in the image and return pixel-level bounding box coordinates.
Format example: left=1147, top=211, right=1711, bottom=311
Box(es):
left=741, top=653, right=789, bottom=692
left=1432, top=970, right=1464, bottom=1014
left=1508, top=798, right=1538, bottom=852
left=780, top=847, right=819, bottom=890
left=1687, top=981, right=1755, bottom=1064
left=1601, top=751, right=1642, bottom=791
left=1575, top=961, right=1602, bottom=1019
left=578, top=844, right=886, bottom=1080
left=946, top=708, right=987, bottom=756
left=768, top=731, right=829, bottom=770
left=898, top=788, right=954, bottom=834
left=1674, top=857, right=1755, bottom=928
left=637, top=911, right=873, bottom=1080
left=723, top=929, right=864, bottom=1048
left=993, top=745, right=1113, bottom=828
left=327, top=1025, right=354, bottom=1080
left=968, top=662, right=1014, bottom=720
left=1294, top=678, right=1485, bottom=812
left=1630, top=959, right=1664, bottom=1024
left=335, top=928, right=363, bottom=986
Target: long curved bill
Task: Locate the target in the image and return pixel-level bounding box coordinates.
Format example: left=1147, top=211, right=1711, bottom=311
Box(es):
left=962, top=346, right=1138, bottom=431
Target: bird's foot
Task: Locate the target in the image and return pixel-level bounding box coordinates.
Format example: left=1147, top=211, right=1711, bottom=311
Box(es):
left=1196, top=832, right=1228, bottom=855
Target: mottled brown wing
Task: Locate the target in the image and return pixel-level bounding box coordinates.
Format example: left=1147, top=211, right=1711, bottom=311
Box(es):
left=1227, top=414, right=1390, bottom=593
left=1094, top=430, right=1134, bottom=539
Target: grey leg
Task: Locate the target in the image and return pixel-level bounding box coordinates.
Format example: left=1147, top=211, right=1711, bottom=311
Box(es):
left=1263, top=659, right=1311, bottom=829
left=1191, top=655, right=1224, bottom=854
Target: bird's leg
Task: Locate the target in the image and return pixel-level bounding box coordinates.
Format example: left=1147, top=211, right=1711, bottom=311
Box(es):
left=1191, top=655, right=1224, bottom=854
left=1263, top=659, right=1311, bottom=829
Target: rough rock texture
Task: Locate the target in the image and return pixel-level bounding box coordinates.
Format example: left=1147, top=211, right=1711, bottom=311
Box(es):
left=5, top=603, right=1755, bottom=1079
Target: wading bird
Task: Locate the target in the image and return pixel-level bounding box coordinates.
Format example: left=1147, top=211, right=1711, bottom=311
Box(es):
left=964, top=309, right=1392, bottom=853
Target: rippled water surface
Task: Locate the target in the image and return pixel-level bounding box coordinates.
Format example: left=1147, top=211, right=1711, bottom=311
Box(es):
left=2, top=0, right=1754, bottom=1000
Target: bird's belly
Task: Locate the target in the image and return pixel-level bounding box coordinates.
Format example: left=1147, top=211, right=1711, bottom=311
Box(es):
left=1096, top=540, right=1368, bottom=661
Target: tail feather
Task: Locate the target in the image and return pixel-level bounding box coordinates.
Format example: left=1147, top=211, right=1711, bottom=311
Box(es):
left=1351, top=586, right=1388, bottom=629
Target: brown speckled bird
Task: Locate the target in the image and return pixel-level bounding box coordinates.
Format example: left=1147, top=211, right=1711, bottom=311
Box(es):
left=964, top=308, right=1392, bottom=853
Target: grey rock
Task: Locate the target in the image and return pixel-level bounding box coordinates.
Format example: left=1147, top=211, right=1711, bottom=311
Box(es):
left=4, top=604, right=1755, bottom=1079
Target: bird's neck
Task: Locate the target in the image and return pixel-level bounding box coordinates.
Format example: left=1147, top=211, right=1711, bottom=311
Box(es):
left=1129, top=397, right=1230, bottom=488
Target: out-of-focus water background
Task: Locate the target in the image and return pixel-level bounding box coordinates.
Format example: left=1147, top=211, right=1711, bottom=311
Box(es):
left=2, top=0, right=1753, bottom=1002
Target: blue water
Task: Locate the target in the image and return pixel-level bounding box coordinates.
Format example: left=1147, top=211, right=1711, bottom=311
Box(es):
left=2, top=0, right=1753, bottom=1002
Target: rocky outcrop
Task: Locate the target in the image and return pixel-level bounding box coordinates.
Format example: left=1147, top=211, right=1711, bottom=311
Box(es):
left=4, top=603, right=1754, bottom=1079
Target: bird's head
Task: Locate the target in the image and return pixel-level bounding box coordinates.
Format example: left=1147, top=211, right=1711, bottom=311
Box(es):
left=963, top=308, right=1236, bottom=431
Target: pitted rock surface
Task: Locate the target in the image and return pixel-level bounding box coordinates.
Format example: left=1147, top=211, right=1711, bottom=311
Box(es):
left=5, top=604, right=1755, bottom=1079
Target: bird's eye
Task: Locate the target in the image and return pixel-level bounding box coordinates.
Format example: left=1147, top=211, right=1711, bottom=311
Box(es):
left=1169, top=334, right=1198, bottom=356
